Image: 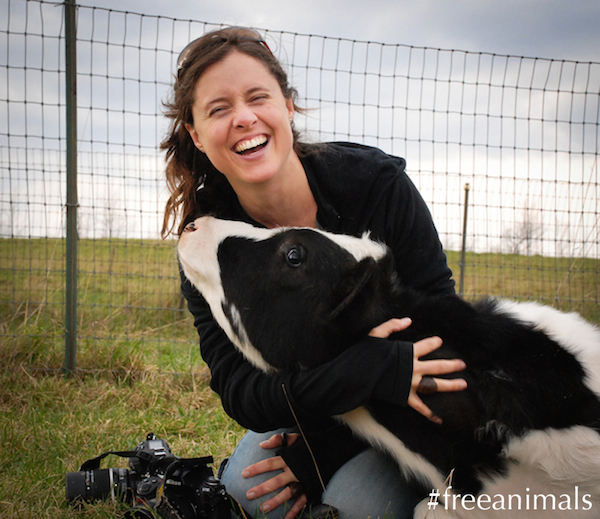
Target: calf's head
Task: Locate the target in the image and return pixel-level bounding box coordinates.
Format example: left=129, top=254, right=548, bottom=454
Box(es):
left=178, top=216, right=395, bottom=373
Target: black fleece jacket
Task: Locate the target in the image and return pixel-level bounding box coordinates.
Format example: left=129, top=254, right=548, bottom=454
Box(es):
left=180, top=142, right=455, bottom=502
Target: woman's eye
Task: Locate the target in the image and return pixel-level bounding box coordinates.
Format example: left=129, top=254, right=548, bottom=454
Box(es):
left=285, top=247, right=303, bottom=267
left=209, top=107, right=226, bottom=116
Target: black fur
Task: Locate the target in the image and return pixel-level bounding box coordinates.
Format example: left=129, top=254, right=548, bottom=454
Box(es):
left=213, top=228, right=600, bottom=495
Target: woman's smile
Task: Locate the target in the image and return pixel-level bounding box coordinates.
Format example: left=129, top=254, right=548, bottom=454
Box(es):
left=234, top=134, right=269, bottom=155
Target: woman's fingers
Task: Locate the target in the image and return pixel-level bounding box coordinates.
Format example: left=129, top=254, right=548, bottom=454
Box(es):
left=284, top=493, right=308, bottom=519
left=255, top=484, right=307, bottom=518
left=430, top=376, right=468, bottom=393
left=413, top=335, right=443, bottom=356
left=243, top=461, right=306, bottom=518
left=409, top=336, right=468, bottom=423
left=369, top=317, right=412, bottom=338
left=415, top=357, right=467, bottom=378
left=242, top=433, right=305, bottom=516
left=258, top=432, right=300, bottom=450
left=413, top=336, right=467, bottom=378
left=242, top=455, right=287, bottom=480
left=245, top=462, right=296, bottom=498
left=408, top=392, right=442, bottom=425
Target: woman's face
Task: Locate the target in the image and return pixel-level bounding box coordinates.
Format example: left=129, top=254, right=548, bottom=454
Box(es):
left=186, top=51, right=296, bottom=192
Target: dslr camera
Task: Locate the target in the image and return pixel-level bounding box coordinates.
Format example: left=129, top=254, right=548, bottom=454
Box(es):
left=65, top=433, right=231, bottom=519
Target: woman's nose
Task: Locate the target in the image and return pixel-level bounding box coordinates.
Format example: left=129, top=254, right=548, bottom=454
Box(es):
left=233, top=104, right=258, bottom=128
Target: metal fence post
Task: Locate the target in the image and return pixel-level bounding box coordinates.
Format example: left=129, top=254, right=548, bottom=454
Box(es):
left=64, top=0, right=78, bottom=376
left=459, top=183, right=470, bottom=297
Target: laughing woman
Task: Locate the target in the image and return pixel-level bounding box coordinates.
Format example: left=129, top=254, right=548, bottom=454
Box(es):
left=161, top=27, right=467, bottom=519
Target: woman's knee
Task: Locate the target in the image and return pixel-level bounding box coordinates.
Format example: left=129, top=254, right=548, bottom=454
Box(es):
left=220, top=429, right=294, bottom=519
left=323, top=449, right=425, bottom=519
left=222, top=433, right=424, bottom=519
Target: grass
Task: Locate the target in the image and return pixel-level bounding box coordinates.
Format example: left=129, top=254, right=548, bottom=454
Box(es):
left=1, top=237, right=198, bottom=374
left=448, top=250, right=599, bottom=324
left=0, top=237, right=598, bottom=517
left=0, top=237, right=246, bottom=518
left=0, top=352, right=245, bottom=518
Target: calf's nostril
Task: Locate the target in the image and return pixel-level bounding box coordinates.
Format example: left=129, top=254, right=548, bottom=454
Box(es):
left=184, top=221, right=196, bottom=232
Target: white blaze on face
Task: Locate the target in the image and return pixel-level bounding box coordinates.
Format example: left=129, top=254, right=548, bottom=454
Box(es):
left=178, top=217, right=278, bottom=307
left=317, top=230, right=389, bottom=263
left=178, top=217, right=280, bottom=373
left=178, top=216, right=390, bottom=373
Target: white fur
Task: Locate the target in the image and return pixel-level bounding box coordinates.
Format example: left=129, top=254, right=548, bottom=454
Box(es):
left=410, top=427, right=600, bottom=518
left=495, top=300, right=600, bottom=397
left=463, top=427, right=600, bottom=518
left=315, top=229, right=389, bottom=263
left=339, top=407, right=447, bottom=490
left=225, top=303, right=275, bottom=374
left=340, top=409, right=600, bottom=518
left=178, top=218, right=277, bottom=373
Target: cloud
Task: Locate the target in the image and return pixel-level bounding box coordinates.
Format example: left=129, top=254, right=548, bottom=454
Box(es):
left=77, top=0, right=600, bottom=61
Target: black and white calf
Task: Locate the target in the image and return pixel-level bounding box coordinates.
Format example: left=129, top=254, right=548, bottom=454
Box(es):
left=178, top=216, right=600, bottom=518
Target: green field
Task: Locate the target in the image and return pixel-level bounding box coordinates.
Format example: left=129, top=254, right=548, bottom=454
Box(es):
left=1, top=238, right=200, bottom=374
left=452, top=251, right=599, bottom=323
left=0, top=237, right=598, bottom=517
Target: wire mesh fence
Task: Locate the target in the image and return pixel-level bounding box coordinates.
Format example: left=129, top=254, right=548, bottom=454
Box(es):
left=1, top=0, right=599, bottom=375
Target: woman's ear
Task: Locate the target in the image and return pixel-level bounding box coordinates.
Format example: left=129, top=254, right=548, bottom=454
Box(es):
left=185, top=123, right=204, bottom=152
left=325, top=255, right=395, bottom=340
left=327, top=259, right=373, bottom=322
left=286, top=97, right=295, bottom=122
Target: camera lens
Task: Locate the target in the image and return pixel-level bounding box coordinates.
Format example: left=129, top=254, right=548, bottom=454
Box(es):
left=65, top=468, right=130, bottom=502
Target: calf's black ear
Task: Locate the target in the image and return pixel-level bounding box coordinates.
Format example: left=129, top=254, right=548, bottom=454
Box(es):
left=326, top=257, right=386, bottom=338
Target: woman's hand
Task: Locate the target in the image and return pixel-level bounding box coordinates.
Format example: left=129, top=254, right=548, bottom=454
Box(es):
left=369, top=318, right=467, bottom=424
left=242, top=433, right=308, bottom=519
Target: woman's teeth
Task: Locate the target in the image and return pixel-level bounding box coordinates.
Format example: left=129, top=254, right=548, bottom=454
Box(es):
left=235, top=135, right=268, bottom=154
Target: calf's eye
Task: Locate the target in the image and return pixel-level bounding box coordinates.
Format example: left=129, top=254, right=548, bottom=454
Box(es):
left=285, top=247, right=304, bottom=268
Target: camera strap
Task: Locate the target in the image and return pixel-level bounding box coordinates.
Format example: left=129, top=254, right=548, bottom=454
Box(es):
left=79, top=451, right=215, bottom=473
left=79, top=450, right=143, bottom=471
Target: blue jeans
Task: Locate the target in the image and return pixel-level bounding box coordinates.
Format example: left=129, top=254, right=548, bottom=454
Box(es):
left=220, top=429, right=424, bottom=519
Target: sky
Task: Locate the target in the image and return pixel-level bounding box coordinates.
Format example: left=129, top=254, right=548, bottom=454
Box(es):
left=3, top=0, right=599, bottom=254
left=75, top=0, right=600, bottom=63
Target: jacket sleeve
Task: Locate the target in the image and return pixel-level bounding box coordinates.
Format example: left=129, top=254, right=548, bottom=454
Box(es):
left=182, top=271, right=414, bottom=433
left=182, top=270, right=415, bottom=499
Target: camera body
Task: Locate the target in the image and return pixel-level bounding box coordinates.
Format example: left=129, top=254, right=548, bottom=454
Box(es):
left=65, top=433, right=230, bottom=519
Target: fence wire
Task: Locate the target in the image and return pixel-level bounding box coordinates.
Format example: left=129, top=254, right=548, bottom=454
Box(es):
left=1, top=0, right=599, bottom=374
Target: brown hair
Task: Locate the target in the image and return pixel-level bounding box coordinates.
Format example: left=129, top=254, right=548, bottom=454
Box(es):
left=161, top=27, right=307, bottom=238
